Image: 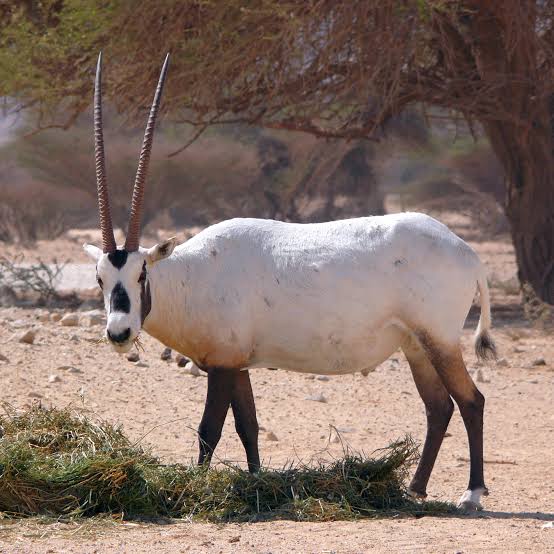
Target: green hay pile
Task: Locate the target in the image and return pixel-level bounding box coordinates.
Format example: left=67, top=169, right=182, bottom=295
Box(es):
left=0, top=405, right=456, bottom=520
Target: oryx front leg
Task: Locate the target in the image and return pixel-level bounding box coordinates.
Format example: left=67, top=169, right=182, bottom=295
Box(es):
left=231, top=370, right=260, bottom=473
left=403, top=341, right=454, bottom=499
left=197, top=368, right=260, bottom=472
left=197, top=369, right=233, bottom=467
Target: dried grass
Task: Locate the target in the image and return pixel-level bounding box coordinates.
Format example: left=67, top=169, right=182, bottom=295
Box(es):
left=0, top=405, right=456, bottom=521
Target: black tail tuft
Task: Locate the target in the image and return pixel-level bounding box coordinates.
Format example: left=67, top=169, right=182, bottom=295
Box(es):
left=475, top=330, right=497, bottom=362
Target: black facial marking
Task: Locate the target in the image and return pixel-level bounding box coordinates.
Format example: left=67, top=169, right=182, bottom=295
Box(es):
left=95, top=265, right=103, bottom=289
left=140, top=277, right=152, bottom=324
left=108, top=249, right=129, bottom=269
left=139, top=262, right=150, bottom=322
left=110, top=282, right=131, bottom=313
left=107, top=328, right=131, bottom=344
left=138, top=261, right=147, bottom=283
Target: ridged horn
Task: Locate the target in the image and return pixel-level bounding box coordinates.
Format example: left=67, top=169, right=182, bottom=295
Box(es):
left=94, top=52, right=117, bottom=254
left=124, top=53, right=170, bottom=252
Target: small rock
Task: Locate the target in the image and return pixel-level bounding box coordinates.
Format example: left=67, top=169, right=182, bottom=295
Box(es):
left=444, top=432, right=452, bottom=438
left=476, top=368, right=489, bottom=383
left=176, top=354, right=189, bottom=367
left=12, top=319, right=28, bottom=328
left=542, top=521, right=554, bottom=529
left=305, top=393, right=327, bottom=403
left=265, top=431, right=279, bottom=442
left=161, top=347, right=172, bottom=361
left=305, top=374, right=316, bottom=380
left=336, top=426, right=356, bottom=433
left=83, top=309, right=104, bottom=318
left=513, top=346, right=526, bottom=353
left=184, top=361, right=202, bottom=376
left=60, top=313, right=79, bottom=327
left=127, top=351, right=140, bottom=362
left=80, top=310, right=105, bottom=327
left=57, top=365, right=81, bottom=374
left=70, top=334, right=80, bottom=342
left=532, top=357, right=546, bottom=366
left=496, top=357, right=509, bottom=368
left=27, top=391, right=42, bottom=398
left=48, top=374, right=61, bottom=383
left=15, top=329, right=36, bottom=344
left=37, top=313, right=50, bottom=323
left=0, top=352, right=9, bottom=363
left=316, top=375, right=330, bottom=381
left=361, top=367, right=375, bottom=376
left=50, top=313, right=63, bottom=322
left=135, top=361, right=149, bottom=368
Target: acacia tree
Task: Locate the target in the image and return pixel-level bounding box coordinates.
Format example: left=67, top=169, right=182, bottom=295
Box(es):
left=1, top=1, right=553, bottom=302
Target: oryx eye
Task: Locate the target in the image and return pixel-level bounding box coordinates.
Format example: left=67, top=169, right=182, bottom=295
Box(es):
left=97, top=277, right=103, bottom=289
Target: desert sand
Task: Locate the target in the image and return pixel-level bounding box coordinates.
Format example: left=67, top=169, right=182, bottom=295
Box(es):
left=0, top=210, right=552, bottom=553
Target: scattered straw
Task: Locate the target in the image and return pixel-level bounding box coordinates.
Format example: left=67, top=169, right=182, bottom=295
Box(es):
left=0, top=405, right=456, bottom=521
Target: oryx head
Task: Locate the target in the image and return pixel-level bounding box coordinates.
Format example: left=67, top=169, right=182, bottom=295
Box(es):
left=84, top=53, right=177, bottom=353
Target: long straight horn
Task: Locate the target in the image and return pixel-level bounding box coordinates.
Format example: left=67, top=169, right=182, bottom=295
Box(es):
left=124, top=53, right=170, bottom=252
left=94, top=52, right=117, bottom=253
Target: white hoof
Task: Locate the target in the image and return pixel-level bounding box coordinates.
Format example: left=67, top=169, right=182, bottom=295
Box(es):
left=457, top=488, right=487, bottom=512
left=407, top=488, right=427, bottom=501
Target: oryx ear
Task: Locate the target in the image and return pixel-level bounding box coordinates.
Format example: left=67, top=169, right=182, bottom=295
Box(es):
left=146, top=237, right=178, bottom=264
left=83, top=243, right=103, bottom=261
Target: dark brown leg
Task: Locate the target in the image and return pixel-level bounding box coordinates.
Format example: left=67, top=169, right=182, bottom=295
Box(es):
left=197, top=369, right=233, bottom=467
left=403, top=341, right=454, bottom=498
left=419, top=337, right=487, bottom=508
left=231, top=370, right=260, bottom=473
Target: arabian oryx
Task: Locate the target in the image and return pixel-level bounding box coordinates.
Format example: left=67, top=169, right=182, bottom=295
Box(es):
left=84, top=53, right=497, bottom=512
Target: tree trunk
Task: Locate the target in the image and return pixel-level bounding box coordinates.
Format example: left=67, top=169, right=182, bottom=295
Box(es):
left=484, top=122, right=554, bottom=305
left=469, top=5, right=554, bottom=305
left=507, top=173, right=554, bottom=305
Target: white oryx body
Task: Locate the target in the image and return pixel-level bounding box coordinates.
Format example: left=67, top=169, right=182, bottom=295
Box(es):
left=142, top=212, right=488, bottom=374
left=85, top=53, right=496, bottom=511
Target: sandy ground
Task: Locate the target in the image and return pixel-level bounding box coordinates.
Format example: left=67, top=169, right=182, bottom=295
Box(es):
left=0, top=211, right=553, bottom=553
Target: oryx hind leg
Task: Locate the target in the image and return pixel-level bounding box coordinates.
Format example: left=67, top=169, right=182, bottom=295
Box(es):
left=416, top=332, right=488, bottom=511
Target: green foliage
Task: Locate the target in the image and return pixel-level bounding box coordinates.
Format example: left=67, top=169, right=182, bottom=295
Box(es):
left=0, top=1, right=117, bottom=117
left=0, top=404, right=456, bottom=520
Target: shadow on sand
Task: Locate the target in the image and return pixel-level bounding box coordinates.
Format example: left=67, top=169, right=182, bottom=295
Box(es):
left=464, top=510, right=553, bottom=522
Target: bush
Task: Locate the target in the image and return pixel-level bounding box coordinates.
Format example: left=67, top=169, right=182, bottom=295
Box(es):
left=0, top=405, right=456, bottom=521
left=0, top=256, right=65, bottom=306
left=0, top=190, right=66, bottom=245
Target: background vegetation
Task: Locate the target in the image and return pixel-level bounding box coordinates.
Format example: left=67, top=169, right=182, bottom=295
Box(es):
left=2, top=1, right=551, bottom=303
